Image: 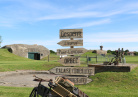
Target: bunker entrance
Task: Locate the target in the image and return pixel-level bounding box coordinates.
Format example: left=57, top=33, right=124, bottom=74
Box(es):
left=28, top=52, right=40, bottom=60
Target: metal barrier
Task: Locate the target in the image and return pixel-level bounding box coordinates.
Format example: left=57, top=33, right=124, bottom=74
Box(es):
left=45, top=54, right=116, bottom=65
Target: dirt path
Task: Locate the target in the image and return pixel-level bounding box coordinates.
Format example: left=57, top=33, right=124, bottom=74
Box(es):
left=0, top=70, right=59, bottom=87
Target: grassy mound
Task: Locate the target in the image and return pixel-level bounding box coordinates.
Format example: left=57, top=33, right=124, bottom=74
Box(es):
left=0, top=49, right=31, bottom=61
left=0, top=49, right=61, bottom=72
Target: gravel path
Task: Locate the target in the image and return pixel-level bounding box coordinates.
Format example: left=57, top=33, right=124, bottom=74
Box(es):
left=0, top=70, right=59, bottom=87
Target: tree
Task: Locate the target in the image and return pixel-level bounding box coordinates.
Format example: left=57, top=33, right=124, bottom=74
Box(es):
left=0, top=36, right=2, bottom=47
left=111, top=51, right=117, bottom=55
left=125, top=49, right=129, bottom=53
left=50, top=50, right=56, bottom=54
left=134, top=51, right=138, bottom=56
left=124, top=49, right=129, bottom=55
left=107, top=50, right=112, bottom=53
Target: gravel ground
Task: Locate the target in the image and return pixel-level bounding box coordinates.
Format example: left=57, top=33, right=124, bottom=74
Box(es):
left=0, top=70, right=59, bottom=87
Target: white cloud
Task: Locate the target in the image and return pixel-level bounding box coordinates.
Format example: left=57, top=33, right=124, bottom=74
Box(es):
left=99, top=10, right=124, bottom=17
left=37, top=11, right=99, bottom=20
left=130, top=11, right=138, bottom=14
left=84, top=32, right=138, bottom=43
left=83, top=31, right=138, bottom=51
left=37, top=10, right=126, bottom=21
left=2, top=38, right=59, bottom=46
left=36, top=1, right=138, bottom=21
left=64, top=19, right=111, bottom=28
left=1, top=0, right=138, bottom=27
left=2, top=31, right=138, bottom=51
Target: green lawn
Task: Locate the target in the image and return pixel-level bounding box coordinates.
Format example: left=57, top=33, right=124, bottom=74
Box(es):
left=125, top=56, right=138, bottom=64
left=0, top=67, right=138, bottom=97
left=77, top=67, right=138, bottom=97
left=0, top=86, right=32, bottom=97
left=0, top=49, right=62, bottom=72
left=0, top=61, right=61, bottom=72
left=0, top=49, right=138, bottom=97
left=0, top=49, right=31, bottom=61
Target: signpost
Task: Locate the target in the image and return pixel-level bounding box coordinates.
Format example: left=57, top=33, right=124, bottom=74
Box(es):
left=57, top=40, right=83, bottom=47
left=55, top=29, right=93, bottom=85
left=60, top=29, right=83, bottom=39
left=55, top=76, right=92, bottom=84
left=49, top=67, right=95, bottom=76
left=57, top=48, right=87, bottom=55
left=59, top=56, right=80, bottom=66
left=57, top=29, right=86, bottom=66
left=65, top=76, right=92, bottom=84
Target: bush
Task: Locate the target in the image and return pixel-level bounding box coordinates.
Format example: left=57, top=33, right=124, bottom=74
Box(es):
left=107, top=50, right=111, bottom=53
left=50, top=50, right=56, bottom=54
left=134, top=51, right=138, bottom=56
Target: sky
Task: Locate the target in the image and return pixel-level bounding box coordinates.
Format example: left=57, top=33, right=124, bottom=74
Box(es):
left=0, top=0, right=138, bottom=52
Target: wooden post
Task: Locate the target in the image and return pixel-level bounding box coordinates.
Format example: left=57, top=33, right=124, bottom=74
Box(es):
left=70, top=38, right=74, bottom=48
left=86, top=55, right=88, bottom=65
left=96, top=55, right=98, bottom=63
left=70, top=38, right=74, bottom=56
left=48, top=55, right=49, bottom=62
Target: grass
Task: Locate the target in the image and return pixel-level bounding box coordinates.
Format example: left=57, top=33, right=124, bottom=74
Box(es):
left=0, top=49, right=62, bottom=72
left=77, top=67, right=138, bottom=97
left=0, top=49, right=31, bottom=61
left=0, top=86, right=32, bottom=97
left=80, top=52, right=138, bottom=64
left=0, top=61, right=61, bottom=72
left=0, top=49, right=138, bottom=97
left=41, top=53, right=60, bottom=62
left=125, top=56, right=138, bottom=64
left=0, top=67, right=138, bottom=97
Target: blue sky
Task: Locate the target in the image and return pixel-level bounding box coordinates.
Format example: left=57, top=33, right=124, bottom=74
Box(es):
left=0, top=0, right=138, bottom=51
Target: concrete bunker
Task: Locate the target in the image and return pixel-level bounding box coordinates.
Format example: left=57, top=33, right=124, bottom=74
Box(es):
left=2, top=44, right=50, bottom=60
